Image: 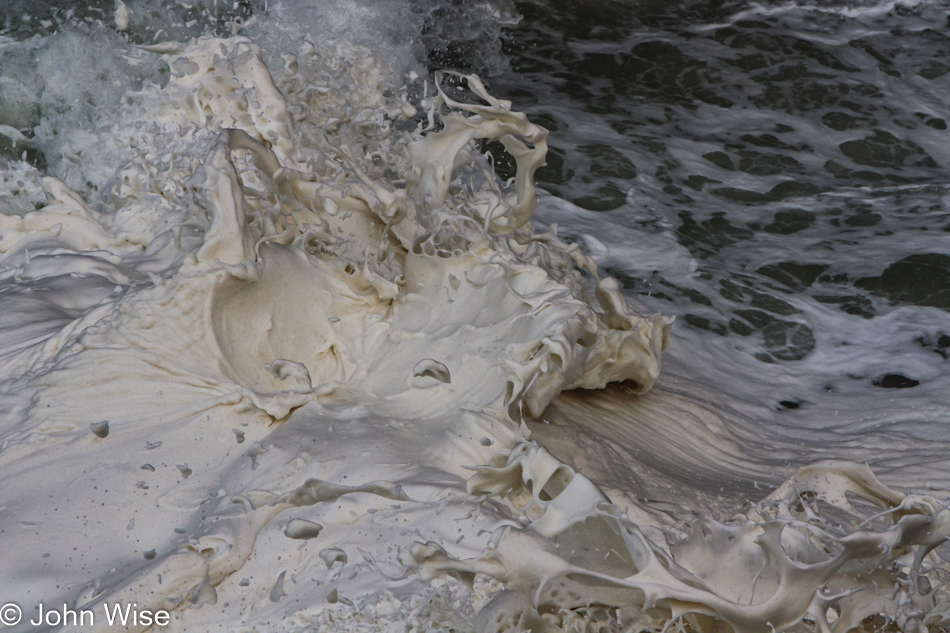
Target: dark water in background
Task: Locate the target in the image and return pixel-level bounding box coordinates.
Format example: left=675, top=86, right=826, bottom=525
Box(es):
left=3, top=0, right=950, bottom=418
left=481, top=0, right=950, bottom=370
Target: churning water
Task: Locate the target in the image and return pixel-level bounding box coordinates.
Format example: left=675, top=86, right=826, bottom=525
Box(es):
left=2, top=1, right=949, bottom=631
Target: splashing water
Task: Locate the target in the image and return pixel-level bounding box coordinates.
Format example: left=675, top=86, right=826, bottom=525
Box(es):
left=0, top=1, right=948, bottom=632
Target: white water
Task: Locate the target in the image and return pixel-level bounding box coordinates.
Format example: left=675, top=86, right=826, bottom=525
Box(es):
left=0, top=2, right=948, bottom=632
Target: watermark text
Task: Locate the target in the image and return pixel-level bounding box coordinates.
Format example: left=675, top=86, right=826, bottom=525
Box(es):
left=0, top=602, right=171, bottom=628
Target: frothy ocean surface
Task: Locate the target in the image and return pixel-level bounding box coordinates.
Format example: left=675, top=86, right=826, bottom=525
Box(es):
left=1, top=1, right=949, bottom=632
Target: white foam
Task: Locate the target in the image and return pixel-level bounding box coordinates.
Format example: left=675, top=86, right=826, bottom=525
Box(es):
left=0, top=7, right=947, bottom=633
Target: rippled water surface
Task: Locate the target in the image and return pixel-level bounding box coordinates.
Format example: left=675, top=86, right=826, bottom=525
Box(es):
left=486, top=0, right=950, bottom=365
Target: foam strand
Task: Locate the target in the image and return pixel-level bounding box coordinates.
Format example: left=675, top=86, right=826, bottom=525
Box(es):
left=417, top=442, right=950, bottom=633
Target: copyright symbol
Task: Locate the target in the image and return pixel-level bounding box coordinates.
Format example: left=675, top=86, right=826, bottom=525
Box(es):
left=0, top=603, right=21, bottom=626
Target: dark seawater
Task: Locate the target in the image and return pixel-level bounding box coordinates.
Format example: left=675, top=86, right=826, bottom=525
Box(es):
left=468, top=2, right=950, bottom=452
left=486, top=0, right=950, bottom=359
